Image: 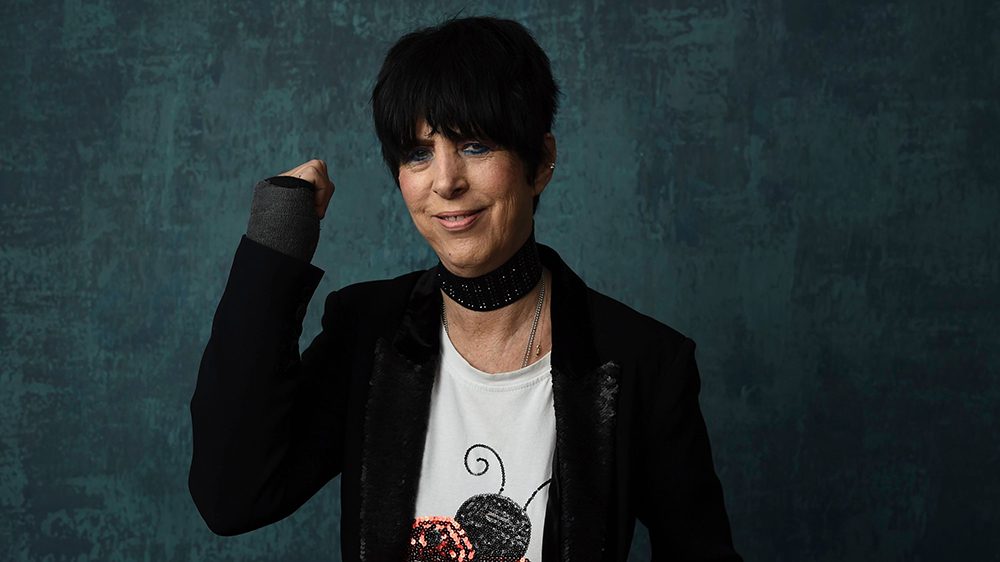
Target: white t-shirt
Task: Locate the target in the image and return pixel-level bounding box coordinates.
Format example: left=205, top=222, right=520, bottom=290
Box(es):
left=408, top=323, right=556, bottom=561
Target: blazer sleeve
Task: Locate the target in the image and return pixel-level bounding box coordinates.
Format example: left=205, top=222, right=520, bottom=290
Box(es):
left=635, top=336, right=742, bottom=561
left=188, top=234, right=355, bottom=536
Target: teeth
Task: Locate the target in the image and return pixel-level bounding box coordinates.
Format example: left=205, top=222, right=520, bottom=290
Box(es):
left=444, top=215, right=469, bottom=221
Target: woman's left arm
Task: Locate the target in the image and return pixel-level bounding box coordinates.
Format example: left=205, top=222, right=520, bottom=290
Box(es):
left=634, top=336, right=742, bottom=561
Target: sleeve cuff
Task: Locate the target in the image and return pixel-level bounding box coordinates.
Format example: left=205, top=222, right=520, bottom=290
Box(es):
left=245, top=177, right=320, bottom=264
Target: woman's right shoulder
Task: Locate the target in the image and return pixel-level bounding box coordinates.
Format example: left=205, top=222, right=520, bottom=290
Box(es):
left=325, top=268, right=431, bottom=320
left=337, top=268, right=427, bottom=297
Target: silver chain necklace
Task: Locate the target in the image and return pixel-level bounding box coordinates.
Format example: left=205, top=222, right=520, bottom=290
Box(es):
left=442, top=276, right=546, bottom=369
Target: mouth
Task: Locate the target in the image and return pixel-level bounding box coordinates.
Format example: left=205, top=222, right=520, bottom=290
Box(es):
left=433, top=209, right=484, bottom=231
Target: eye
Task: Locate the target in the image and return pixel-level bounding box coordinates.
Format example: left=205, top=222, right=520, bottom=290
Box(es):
left=461, top=142, right=491, bottom=156
left=404, top=147, right=432, bottom=163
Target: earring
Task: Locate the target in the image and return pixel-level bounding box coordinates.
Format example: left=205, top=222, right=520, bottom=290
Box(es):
left=548, top=162, right=556, bottom=169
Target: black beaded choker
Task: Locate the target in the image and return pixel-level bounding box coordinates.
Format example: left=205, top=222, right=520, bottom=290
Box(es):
left=436, top=231, right=542, bottom=312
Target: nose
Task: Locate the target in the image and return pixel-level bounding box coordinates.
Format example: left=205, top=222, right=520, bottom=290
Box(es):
left=431, top=150, right=468, bottom=199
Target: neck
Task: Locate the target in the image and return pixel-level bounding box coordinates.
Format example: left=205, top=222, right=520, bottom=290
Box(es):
left=436, top=228, right=542, bottom=312
left=436, top=230, right=551, bottom=372
left=442, top=268, right=547, bottom=338
left=441, top=268, right=552, bottom=373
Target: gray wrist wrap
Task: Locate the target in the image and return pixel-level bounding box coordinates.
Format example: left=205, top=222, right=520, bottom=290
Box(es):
left=245, top=178, right=320, bottom=263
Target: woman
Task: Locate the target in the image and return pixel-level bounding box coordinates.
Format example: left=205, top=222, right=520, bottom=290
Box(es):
left=189, top=16, right=741, bottom=562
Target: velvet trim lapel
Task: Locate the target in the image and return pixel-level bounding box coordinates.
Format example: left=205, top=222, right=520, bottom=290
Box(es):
left=358, top=267, right=441, bottom=561
left=540, top=244, right=621, bottom=560
left=358, top=245, right=620, bottom=560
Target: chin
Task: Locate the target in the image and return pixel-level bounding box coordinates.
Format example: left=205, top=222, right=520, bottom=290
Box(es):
left=436, top=240, right=496, bottom=276
left=441, top=251, right=488, bottom=275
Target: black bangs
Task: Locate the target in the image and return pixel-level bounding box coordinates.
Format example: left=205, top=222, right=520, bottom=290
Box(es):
left=371, top=16, right=560, bottom=186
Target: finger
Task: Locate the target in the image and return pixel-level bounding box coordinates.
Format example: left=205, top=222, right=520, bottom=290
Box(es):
left=315, top=179, right=333, bottom=219
left=304, top=159, right=325, bottom=181
left=280, top=163, right=309, bottom=179
left=300, top=164, right=324, bottom=190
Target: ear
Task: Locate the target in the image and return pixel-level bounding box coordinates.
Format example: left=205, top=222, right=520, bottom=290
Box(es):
left=531, top=132, right=557, bottom=197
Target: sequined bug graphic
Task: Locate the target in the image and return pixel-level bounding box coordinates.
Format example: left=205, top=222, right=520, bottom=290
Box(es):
left=407, top=444, right=552, bottom=562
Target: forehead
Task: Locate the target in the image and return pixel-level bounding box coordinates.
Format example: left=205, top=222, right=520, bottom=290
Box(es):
left=416, top=118, right=434, bottom=138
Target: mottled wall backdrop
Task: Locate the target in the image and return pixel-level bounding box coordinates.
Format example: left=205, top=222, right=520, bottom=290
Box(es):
left=2, top=1, right=997, bottom=560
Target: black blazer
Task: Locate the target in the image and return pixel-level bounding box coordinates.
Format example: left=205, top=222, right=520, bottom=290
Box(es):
left=189, top=235, right=741, bottom=561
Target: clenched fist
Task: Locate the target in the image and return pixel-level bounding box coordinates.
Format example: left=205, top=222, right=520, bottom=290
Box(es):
left=277, top=159, right=336, bottom=219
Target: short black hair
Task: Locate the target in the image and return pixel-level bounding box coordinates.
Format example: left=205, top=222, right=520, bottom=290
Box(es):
left=371, top=16, right=560, bottom=208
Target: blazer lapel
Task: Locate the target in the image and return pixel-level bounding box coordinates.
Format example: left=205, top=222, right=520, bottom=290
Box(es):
left=358, top=267, right=441, bottom=561
left=356, top=245, right=621, bottom=561
left=540, top=244, right=621, bottom=561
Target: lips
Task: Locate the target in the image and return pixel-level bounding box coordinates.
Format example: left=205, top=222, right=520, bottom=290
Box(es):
left=434, top=209, right=484, bottom=231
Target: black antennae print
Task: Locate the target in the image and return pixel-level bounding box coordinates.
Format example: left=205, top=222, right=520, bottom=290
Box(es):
left=523, top=478, right=552, bottom=511
left=464, top=443, right=506, bottom=494
left=407, top=443, right=552, bottom=562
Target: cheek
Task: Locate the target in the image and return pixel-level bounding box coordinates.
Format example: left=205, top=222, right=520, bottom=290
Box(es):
left=493, top=162, right=533, bottom=205
left=495, top=176, right=535, bottom=214
left=397, top=176, right=423, bottom=214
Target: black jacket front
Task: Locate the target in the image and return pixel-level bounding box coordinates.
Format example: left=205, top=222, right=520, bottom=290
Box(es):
left=189, top=235, right=741, bottom=561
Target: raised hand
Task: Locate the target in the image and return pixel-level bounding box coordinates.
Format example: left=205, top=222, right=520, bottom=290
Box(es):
left=276, top=159, right=336, bottom=219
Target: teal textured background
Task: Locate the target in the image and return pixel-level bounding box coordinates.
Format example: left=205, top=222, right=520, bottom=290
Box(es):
left=2, top=1, right=998, bottom=560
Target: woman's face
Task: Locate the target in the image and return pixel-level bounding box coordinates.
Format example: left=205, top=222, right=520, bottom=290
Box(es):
left=398, top=120, right=554, bottom=278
